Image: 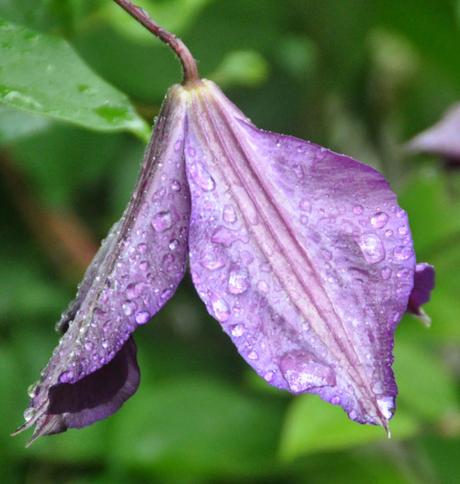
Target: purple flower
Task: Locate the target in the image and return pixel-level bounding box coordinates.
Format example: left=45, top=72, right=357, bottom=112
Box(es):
left=15, top=1, right=434, bottom=444
left=407, top=103, right=460, bottom=167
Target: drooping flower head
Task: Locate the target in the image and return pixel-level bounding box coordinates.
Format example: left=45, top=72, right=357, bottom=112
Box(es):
left=14, top=0, right=434, bottom=444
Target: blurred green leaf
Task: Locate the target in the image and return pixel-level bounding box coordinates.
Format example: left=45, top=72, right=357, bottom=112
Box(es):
left=211, top=50, right=269, bottom=88
left=105, top=0, right=213, bottom=42
left=394, top=339, right=459, bottom=421
left=0, top=18, right=150, bottom=140
left=111, top=377, right=283, bottom=479
left=279, top=395, right=418, bottom=461
left=0, top=105, right=48, bottom=144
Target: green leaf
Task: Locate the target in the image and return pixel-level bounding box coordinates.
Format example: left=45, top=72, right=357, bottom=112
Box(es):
left=105, top=0, right=213, bottom=43
left=0, top=105, right=48, bottom=144
left=279, top=395, right=418, bottom=461
left=394, top=339, right=459, bottom=421
left=111, top=377, right=283, bottom=479
left=0, top=18, right=150, bottom=141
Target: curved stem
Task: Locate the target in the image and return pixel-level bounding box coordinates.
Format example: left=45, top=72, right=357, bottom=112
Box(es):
left=113, top=0, right=199, bottom=84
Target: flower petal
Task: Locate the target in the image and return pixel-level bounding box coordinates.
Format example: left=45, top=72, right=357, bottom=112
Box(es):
left=407, top=263, right=435, bottom=326
left=407, top=103, right=460, bottom=160
left=185, top=80, right=416, bottom=428
left=18, top=85, right=190, bottom=438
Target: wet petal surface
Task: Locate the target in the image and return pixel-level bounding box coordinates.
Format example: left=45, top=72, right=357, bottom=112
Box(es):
left=20, top=85, right=190, bottom=439
left=185, top=80, right=416, bottom=427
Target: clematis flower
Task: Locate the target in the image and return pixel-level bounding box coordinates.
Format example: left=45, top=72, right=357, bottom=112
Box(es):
left=15, top=0, right=434, bottom=444
left=407, top=102, right=460, bottom=167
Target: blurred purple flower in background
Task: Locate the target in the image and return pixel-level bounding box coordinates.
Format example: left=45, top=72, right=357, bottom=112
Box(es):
left=15, top=0, right=434, bottom=444
left=407, top=102, right=460, bottom=167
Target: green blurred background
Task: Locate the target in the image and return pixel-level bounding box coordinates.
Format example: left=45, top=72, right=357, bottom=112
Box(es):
left=1, top=0, right=459, bottom=482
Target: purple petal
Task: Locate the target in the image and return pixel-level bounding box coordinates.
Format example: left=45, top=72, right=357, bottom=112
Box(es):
left=407, top=103, right=460, bottom=161
left=185, top=80, right=417, bottom=428
left=18, top=85, right=189, bottom=439
left=407, top=263, right=435, bottom=326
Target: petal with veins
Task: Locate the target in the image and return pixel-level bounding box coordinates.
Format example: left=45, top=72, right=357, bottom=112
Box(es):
left=185, top=80, right=416, bottom=428
left=18, top=85, right=190, bottom=440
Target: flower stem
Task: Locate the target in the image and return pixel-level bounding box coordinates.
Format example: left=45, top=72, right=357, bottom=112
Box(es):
left=112, top=0, right=199, bottom=84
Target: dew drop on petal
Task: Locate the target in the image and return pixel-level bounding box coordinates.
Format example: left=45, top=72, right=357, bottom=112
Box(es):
left=264, top=371, right=274, bottom=382
left=380, top=267, right=392, bottom=280
left=171, top=179, right=181, bottom=191
left=393, top=246, right=413, bottom=261
left=58, top=370, right=73, bottom=383
left=370, top=211, right=389, bottom=229
left=228, top=269, right=249, bottom=294
left=384, top=229, right=393, bottom=238
left=211, top=296, right=231, bottom=321
left=377, top=396, right=394, bottom=419
left=248, top=351, right=258, bottom=360
left=353, top=204, right=364, bottom=215
left=231, top=324, right=245, bottom=337
left=152, top=210, right=173, bottom=232
left=398, top=225, right=408, bottom=236
left=200, top=252, right=225, bottom=271
left=135, top=311, right=150, bottom=325
left=358, top=233, right=385, bottom=264
left=189, top=161, right=216, bottom=191
left=122, top=301, right=136, bottom=316
left=299, top=199, right=311, bottom=212
left=223, top=204, right=237, bottom=223
left=169, top=239, right=179, bottom=251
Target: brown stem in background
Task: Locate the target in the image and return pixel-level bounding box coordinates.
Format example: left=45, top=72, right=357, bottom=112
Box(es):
left=0, top=152, right=98, bottom=277
left=113, top=0, right=199, bottom=84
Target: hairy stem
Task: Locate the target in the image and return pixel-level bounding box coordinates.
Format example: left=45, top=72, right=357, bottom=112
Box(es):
left=113, top=0, right=199, bottom=83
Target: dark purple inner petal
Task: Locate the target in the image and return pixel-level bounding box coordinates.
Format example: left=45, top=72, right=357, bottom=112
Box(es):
left=47, top=337, right=140, bottom=429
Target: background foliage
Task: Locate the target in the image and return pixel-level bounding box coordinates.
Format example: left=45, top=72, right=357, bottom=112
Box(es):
left=0, top=0, right=459, bottom=482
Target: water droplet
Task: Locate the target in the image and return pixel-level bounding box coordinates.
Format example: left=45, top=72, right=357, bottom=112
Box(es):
left=398, top=225, right=408, bottom=236
left=264, top=371, right=274, bottom=382
left=200, top=252, right=225, bottom=270
left=126, top=282, right=143, bottom=299
left=257, top=280, right=269, bottom=293
left=380, top=267, right=392, bottom=280
left=169, top=239, right=179, bottom=251
left=248, top=351, right=258, bottom=360
left=171, top=179, right=181, bottom=191
left=139, top=260, right=149, bottom=271
left=23, top=408, right=35, bottom=422
left=137, top=243, right=147, bottom=253
left=353, top=205, right=364, bottom=215
left=189, top=161, right=215, bottom=191
left=211, top=226, right=242, bottom=247
left=358, top=233, right=385, bottom=264
left=377, top=396, right=394, bottom=419
left=228, top=269, right=249, bottom=294
left=122, top=301, right=136, bottom=316
left=211, top=296, right=230, bottom=322
left=300, top=215, right=309, bottom=225
left=84, top=342, right=94, bottom=351
left=299, top=199, right=311, bottom=212
left=152, top=210, right=173, bottom=232
left=231, top=324, right=245, bottom=337
left=370, top=211, right=389, bottom=229
left=223, top=204, right=237, bottom=223
left=397, top=268, right=410, bottom=278
left=59, top=370, right=73, bottom=383
left=331, top=396, right=341, bottom=405
left=384, top=229, right=393, bottom=238
left=393, top=246, right=413, bottom=261
left=102, top=340, right=109, bottom=349
left=27, top=383, right=38, bottom=398
left=135, top=311, right=150, bottom=325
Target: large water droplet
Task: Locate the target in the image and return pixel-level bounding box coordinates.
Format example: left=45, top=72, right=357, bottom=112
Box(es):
left=200, top=252, right=225, bottom=270
left=189, top=161, right=216, bottom=191
left=370, top=211, right=389, bottom=229
left=358, top=233, right=385, bottom=264
left=228, top=269, right=249, bottom=294
left=152, top=210, right=173, bottom=232
left=211, top=226, right=243, bottom=247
